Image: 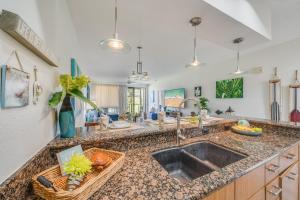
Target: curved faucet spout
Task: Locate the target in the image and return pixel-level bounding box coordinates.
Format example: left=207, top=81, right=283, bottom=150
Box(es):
left=176, top=98, right=202, bottom=145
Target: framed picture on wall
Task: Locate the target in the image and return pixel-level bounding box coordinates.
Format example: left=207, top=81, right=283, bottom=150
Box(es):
left=194, top=86, right=202, bottom=97
left=1, top=65, right=30, bottom=108
left=216, top=78, right=243, bottom=98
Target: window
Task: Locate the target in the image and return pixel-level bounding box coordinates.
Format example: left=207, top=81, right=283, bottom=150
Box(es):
left=91, top=84, right=119, bottom=112
left=127, top=87, right=146, bottom=115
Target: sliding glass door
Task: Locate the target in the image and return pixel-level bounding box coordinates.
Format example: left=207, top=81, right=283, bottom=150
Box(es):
left=127, top=87, right=146, bottom=115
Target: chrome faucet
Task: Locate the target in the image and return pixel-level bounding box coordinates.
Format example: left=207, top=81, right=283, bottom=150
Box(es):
left=176, top=98, right=202, bottom=145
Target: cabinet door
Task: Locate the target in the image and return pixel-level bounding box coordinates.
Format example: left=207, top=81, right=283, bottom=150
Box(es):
left=280, top=162, right=298, bottom=200
left=266, top=177, right=281, bottom=200
left=204, top=182, right=234, bottom=200
left=235, top=165, right=265, bottom=200
left=248, top=187, right=266, bottom=200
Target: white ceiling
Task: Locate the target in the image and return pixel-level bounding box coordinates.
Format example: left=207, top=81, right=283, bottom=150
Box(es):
left=66, top=0, right=300, bottom=82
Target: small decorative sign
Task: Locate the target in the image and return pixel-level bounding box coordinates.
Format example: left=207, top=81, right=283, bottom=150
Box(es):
left=56, top=145, right=84, bottom=176
left=0, top=10, right=59, bottom=67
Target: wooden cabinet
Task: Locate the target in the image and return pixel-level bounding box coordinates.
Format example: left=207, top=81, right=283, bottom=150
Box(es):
left=235, top=165, right=265, bottom=200
left=203, top=182, right=234, bottom=200
left=266, top=156, right=281, bottom=183
left=248, top=187, right=265, bottom=200
left=266, top=177, right=281, bottom=200
left=280, top=145, right=298, bottom=172
left=205, top=144, right=300, bottom=200
left=280, top=162, right=298, bottom=200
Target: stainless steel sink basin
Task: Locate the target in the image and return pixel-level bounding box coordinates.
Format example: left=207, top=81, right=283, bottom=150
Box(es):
left=152, top=141, right=247, bottom=182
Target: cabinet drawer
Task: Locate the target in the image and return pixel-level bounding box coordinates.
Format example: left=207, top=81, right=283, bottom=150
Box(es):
left=266, top=177, right=281, bottom=200
left=280, top=162, right=298, bottom=200
left=248, top=187, right=265, bottom=200
left=235, top=165, right=265, bottom=200
left=280, top=145, right=298, bottom=171
left=265, top=156, right=280, bottom=184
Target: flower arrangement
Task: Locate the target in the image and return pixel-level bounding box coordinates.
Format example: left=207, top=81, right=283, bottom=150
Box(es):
left=48, top=74, right=97, bottom=109
left=63, top=153, right=92, bottom=191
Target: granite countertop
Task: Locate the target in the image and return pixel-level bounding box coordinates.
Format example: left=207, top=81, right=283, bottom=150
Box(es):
left=88, top=130, right=300, bottom=200
left=48, top=118, right=235, bottom=149
left=2, top=117, right=300, bottom=200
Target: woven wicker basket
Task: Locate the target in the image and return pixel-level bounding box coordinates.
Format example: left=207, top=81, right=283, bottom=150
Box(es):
left=32, top=148, right=125, bottom=200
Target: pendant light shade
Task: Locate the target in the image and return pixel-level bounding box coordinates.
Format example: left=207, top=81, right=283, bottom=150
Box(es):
left=99, top=0, right=131, bottom=53
left=185, top=17, right=202, bottom=68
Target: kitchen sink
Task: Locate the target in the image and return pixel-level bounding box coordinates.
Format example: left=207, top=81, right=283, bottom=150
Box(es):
left=183, top=142, right=246, bottom=169
left=152, top=148, right=213, bottom=183
left=152, top=141, right=247, bottom=182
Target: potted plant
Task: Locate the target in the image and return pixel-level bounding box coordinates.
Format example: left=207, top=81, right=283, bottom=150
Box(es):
left=198, top=97, right=210, bottom=119
left=49, top=74, right=98, bottom=138
left=199, top=97, right=210, bottom=112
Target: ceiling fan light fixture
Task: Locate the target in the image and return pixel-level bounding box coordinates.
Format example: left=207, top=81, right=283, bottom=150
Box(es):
left=232, top=69, right=244, bottom=75
left=185, top=59, right=201, bottom=68
left=185, top=17, right=203, bottom=69
left=231, top=37, right=245, bottom=75
left=99, top=0, right=131, bottom=53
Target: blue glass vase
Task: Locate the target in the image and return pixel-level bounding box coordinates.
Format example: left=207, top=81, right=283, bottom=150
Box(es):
left=59, top=95, right=75, bottom=138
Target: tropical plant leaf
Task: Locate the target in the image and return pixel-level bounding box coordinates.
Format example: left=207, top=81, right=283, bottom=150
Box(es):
left=68, top=88, right=98, bottom=110
left=48, top=92, right=63, bottom=108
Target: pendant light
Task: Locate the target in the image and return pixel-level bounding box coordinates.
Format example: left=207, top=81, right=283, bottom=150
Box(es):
left=232, top=37, right=244, bottom=75
left=99, top=0, right=131, bottom=53
left=185, top=17, right=202, bottom=68
left=129, top=46, right=149, bottom=81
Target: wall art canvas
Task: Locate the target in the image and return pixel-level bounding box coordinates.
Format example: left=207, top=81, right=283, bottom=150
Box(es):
left=1, top=65, right=30, bottom=108
left=164, top=88, right=185, bottom=108
left=216, top=77, right=243, bottom=98
left=194, top=86, right=202, bottom=97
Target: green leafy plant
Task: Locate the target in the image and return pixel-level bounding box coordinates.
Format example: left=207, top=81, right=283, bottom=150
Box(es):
left=199, top=97, right=209, bottom=110
left=48, top=74, right=98, bottom=109
left=64, top=153, right=92, bottom=177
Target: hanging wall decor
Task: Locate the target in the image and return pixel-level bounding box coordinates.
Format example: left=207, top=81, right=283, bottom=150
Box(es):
left=0, top=10, right=59, bottom=67
left=1, top=51, right=30, bottom=108
left=194, top=86, right=202, bottom=97
left=32, top=66, right=43, bottom=104
left=269, top=67, right=282, bottom=121
left=289, top=70, right=300, bottom=123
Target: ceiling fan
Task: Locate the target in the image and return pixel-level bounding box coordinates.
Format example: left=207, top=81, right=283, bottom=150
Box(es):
left=230, top=37, right=263, bottom=75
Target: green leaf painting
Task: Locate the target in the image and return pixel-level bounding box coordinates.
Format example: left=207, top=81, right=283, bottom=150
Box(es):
left=216, top=78, right=243, bottom=98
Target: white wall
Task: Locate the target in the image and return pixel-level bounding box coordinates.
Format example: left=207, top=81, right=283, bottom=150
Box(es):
left=0, top=0, right=85, bottom=184
left=150, top=38, right=300, bottom=121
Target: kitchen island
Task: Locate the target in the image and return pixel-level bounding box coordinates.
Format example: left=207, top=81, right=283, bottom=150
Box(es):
left=1, top=117, right=300, bottom=199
